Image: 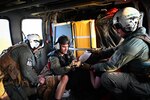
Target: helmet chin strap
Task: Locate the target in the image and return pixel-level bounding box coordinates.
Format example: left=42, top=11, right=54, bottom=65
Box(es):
left=118, top=26, right=132, bottom=38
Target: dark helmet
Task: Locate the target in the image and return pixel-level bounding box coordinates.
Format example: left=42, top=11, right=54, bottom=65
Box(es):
left=55, top=35, right=70, bottom=45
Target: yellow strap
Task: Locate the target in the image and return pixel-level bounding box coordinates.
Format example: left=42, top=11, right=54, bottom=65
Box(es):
left=0, top=81, right=5, bottom=97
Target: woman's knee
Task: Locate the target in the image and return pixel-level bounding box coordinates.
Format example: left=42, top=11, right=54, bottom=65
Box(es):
left=61, top=75, right=69, bottom=84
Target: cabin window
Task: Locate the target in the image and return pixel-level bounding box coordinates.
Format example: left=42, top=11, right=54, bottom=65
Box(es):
left=0, top=19, right=12, bottom=54
left=52, top=22, right=73, bottom=47
left=22, top=19, right=43, bottom=40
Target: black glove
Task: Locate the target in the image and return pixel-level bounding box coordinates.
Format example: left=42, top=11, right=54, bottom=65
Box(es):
left=87, top=48, right=102, bottom=54
left=81, top=63, right=92, bottom=70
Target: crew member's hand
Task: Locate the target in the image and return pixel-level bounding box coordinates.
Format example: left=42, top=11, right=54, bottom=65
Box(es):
left=70, top=60, right=81, bottom=68
left=70, top=60, right=76, bottom=67
left=74, top=61, right=81, bottom=67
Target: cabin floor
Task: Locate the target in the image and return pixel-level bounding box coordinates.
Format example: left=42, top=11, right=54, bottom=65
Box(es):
left=53, top=68, right=115, bottom=100
left=57, top=68, right=150, bottom=100
left=61, top=89, right=112, bottom=100
left=30, top=68, right=149, bottom=100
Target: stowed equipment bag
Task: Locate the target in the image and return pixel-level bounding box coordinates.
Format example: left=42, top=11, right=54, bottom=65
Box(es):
left=0, top=44, right=29, bottom=100
left=0, top=45, right=23, bottom=85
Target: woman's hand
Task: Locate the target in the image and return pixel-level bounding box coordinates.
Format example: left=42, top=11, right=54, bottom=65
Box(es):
left=38, top=76, right=46, bottom=85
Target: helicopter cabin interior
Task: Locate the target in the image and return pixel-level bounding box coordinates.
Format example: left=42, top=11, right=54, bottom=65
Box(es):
left=0, top=0, right=150, bottom=99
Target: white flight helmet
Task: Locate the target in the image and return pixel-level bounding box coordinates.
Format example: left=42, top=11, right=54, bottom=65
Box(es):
left=113, top=7, right=141, bottom=32
left=26, top=34, right=42, bottom=49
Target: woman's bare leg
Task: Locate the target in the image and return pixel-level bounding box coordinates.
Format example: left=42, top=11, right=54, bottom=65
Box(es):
left=90, top=71, right=101, bottom=89
left=55, top=75, right=69, bottom=99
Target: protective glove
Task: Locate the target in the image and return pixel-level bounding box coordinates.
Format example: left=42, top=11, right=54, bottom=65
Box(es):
left=81, top=63, right=92, bottom=70
left=87, top=48, right=102, bottom=54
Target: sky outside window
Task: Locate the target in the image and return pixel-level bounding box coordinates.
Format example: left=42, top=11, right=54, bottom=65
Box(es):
left=0, top=19, right=12, bottom=53
left=22, top=19, right=43, bottom=40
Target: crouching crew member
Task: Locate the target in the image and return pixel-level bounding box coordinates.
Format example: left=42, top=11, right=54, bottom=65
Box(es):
left=0, top=34, right=43, bottom=100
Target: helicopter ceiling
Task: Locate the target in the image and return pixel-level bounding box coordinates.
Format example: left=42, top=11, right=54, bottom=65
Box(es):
left=0, top=0, right=132, bottom=14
